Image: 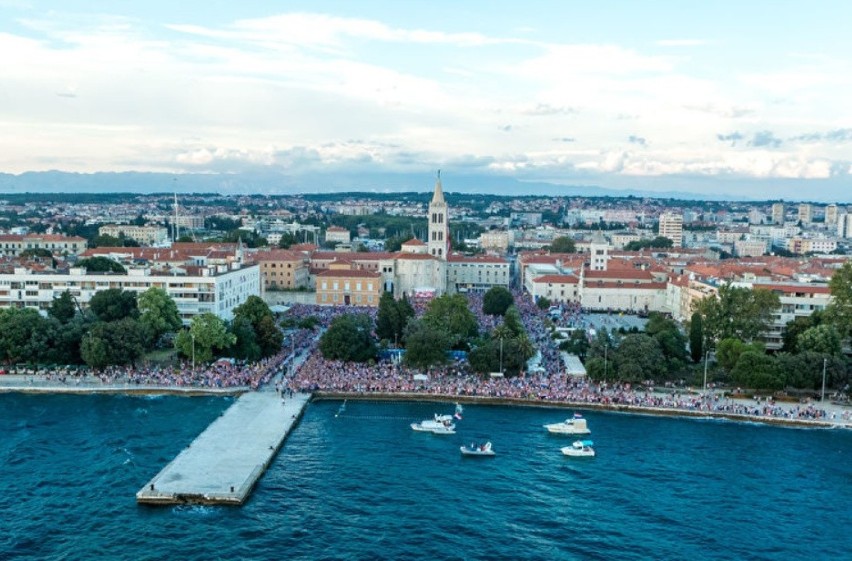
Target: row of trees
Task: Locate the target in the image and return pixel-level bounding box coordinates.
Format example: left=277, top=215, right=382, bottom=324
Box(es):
left=0, top=289, right=282, bottom=370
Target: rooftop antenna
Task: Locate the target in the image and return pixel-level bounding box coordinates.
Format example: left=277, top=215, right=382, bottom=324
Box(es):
left=173, top=191, right=180, bottom=243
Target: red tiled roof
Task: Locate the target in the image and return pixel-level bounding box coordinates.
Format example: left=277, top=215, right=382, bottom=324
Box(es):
left=532, top=274, right=580, bottom=284
left=402, top=238, right=425, bottom=246
left=316, top=269, right=381, bottom=279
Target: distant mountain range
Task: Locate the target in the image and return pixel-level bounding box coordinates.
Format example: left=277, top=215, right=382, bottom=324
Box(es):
left=0, top=170, right=844, bottom=203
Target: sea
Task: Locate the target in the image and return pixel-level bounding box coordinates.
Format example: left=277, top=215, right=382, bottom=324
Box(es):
left=1, top=393, right=850, bottom=561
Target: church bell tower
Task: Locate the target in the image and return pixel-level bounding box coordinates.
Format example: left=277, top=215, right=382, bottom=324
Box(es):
left=427, top=171, right=449, bottom=260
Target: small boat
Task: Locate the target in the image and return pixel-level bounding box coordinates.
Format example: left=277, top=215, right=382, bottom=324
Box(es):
left=411, top=414, right=456, bottom=434
left=561, top=440, right=595, bottom=457
left=544, top=413, right=591, bottom=435
left=460, top=442, right=495, bottom=456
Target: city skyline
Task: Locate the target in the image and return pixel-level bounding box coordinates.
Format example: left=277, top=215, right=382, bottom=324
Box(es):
left=1, top=1, right=851, bottom=200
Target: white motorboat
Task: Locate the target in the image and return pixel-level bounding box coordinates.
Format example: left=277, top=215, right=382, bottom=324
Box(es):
left=411, top=414, right=456, bottom=434
left=561, top=440, right=595, bottom=457
left=544, top=414, right=591, bottom=435
left=460, top=442, right=495, bottom=457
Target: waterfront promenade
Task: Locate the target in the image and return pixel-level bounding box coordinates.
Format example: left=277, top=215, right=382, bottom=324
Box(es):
left=136, top=390, right=310, bottom=505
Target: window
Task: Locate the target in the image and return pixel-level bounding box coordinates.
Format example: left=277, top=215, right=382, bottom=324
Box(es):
left=367, top=283, right=373, bottom=291
left=321, top=282, right=328, bottom=290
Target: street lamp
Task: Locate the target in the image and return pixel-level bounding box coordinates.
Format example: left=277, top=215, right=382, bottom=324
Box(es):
left=703, top=349, right=710, bottom=395
left=191, top=333, right=196, bottom=372
left=603, top=344, right=608, bottom=382
left=821, top=357, right=827, bottom=403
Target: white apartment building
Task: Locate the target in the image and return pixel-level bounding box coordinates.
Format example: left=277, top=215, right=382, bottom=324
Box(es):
left=658, top=212, right=683, bottom=247
left=99, top=224, right=168, bottom=245
left=752, top=283, right=831, bottom=350
left=0, top=263, right=260, bottom=323
left=786, top=237, right=838, bottom=255
left=446, top=254, right=510, bottom=294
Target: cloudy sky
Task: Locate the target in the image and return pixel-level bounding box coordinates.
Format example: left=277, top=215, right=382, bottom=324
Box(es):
left=1, top=0, right=851, bottom=199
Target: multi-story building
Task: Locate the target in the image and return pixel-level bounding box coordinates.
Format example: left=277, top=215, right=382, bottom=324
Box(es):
left=786, top=237, right=838, bottom=255
left=752, top=282, right=832, bottom=350
left=252, top=249, right=309, bottom=291
left=734, top=239, right=767, bottom=257
left=446, top=254, right=510, bottom=293
left=798, top=203, right=812, bottom=224
left=825, top=204, right=839, bottom=226
left=0, top=262, right=259, bottom=323
left=99, top=224, right=168, bottom=246
left=175, top=215, right=205, bottom=230
left=658, top=212, right=683, bottom=247
left=315, top=266, right=381, bottom=306
left=0, top=234, right=88, bottom=257
left=479, top=230, right=510, bottom=253
left=325, top=226, right=351, bottom=244
left=771, top=203, right=785, bottom=225
left=837, top=214, right=852, bottom=239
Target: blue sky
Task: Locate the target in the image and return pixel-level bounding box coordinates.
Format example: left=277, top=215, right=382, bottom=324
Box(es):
left=1, top=1, right=851, bottom=200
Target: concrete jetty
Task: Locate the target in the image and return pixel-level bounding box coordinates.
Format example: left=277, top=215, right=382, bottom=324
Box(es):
left=136, top=391, right=311, bottom=506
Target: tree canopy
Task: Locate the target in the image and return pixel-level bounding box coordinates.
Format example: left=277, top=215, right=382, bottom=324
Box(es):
left=175, top=313, right=236, bottom=364
left=482, top=286, right=514, bottom=316
left=77, top=256, right=127, bottom=273
left=233, top=295, right=283, bottom=357
left=49, top=290, right=77, bottom=324
left=319, top=313, right=377, bottom=363
left=694, top=284, right=780, bottom=344
left=826, top=261, right=852, bottom=338
left=88, top=288, right=138, bottom=322
left=137, top=287, right=182, bottom=343
left=81, top=318, right=146, bottom=369
left=402, top=319, right=451, bottom=369
left=623, top=237, right=673, bottom=251
left=375, top=292, right=414, bottom=345
left=422, top=294, right=478, bottom=349
left=548, top=236, right=576, bottom=253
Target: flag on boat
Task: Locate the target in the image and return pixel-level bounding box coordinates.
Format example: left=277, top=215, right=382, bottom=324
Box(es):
left=573, top=413, right=583, bottom=419
left=454, top=412, right=463, bottom=420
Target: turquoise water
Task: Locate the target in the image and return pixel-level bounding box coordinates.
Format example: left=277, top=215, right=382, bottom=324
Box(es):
left=1, top=394, right=850, bottom=561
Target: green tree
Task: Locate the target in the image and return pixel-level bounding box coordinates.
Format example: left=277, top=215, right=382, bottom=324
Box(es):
left=319, top=313, right=377, bottom=362
left=137, top=287, right=182, bottom=344
left=536, top=297, right=552, bottom=310
left=694, top=284, right=780, bottom=343
left=482, top=286, right=514, bottom=316
left=233, top=295, right=282, bottom=357
left=422, top=294, right=478, bottom=350
left=502, top=306, right=524, bottom=337
left=403, top=319, right=452, bottom=369
left=0, top=308, right=47, bottom=364
left=77, top=256, right=127, bottom=273
left=716, top=338, right=765, bottom=372
left=777, top=352, right=846, bottom=390
left=81, top=318, right=146, bottom=369
left=782, top=313, right=822, bottom=353
left=49, top=290, right=77, bottom=324
left=797, top=324, right=842, bottom=356
left=548, top=236, right=576, bottom=253
left=825, top=261, right=852, bottom=338
left=228, top=316, right=261, bottom=361
left=88, top=288, right=138, bottom=322
left=559, top=330, right=590, bottom=360
left=175, top=313, right=237, bottom=364
left=689, top=312, right=704, bottom=363
left=376, top=292, right=413, bottom=345
left=731, top=351, right=782, bottom=390
left=610, top=334, right=667, bottom=382
left=624, top=237, right=674, bottom=251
